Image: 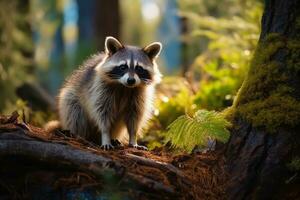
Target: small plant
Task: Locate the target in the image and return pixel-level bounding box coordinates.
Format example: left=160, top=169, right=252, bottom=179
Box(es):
left=165, top=109, right=231, bottom=153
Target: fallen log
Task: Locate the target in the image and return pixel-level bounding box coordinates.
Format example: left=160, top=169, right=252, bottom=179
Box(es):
left=0, top=113, right=226, bottom=199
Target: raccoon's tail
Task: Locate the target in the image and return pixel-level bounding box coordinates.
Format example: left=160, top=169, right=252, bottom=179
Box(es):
left=44, top=120, right=61, bottom=133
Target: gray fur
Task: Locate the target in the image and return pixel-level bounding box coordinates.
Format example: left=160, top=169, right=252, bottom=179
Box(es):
left=57, top=37, right=162, bottom=149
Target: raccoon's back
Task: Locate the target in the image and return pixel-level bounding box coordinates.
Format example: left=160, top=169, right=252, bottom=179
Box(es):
left=57, top=53, right=105, bottom=135
left=63, top=53, right=105, bottom=89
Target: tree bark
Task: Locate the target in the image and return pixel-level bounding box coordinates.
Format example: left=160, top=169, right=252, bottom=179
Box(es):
left=226, top=0, right=300, bottom=199
left=94, top=0, right=121, bottom=50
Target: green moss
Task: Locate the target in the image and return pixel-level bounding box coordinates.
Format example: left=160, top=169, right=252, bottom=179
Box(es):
left=226, top=33, right=300, bottom=133
left=287, top=40, right=300, bottom=73
left=287, top=157, right=300, bottom=171
left=238, top=95, right=300, bottom=132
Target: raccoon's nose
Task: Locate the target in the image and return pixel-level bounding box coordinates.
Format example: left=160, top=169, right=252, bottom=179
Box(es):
left=127, top=77, right=136, bottom=85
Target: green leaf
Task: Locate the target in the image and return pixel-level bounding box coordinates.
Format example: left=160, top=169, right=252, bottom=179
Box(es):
left=165, top=109, right=231, bottom=153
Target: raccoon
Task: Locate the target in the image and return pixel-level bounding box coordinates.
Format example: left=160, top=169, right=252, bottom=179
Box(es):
left=54, top=36, right=162, bottom=150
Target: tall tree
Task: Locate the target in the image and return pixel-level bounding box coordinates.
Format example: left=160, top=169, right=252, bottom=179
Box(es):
left=76, top=0, right=120, bottom=62
left=226, top=0, right=300, bottom=199
left=94, top=0, right=121, bottom=50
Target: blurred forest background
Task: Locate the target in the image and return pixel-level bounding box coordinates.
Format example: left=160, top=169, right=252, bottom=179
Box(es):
left=0, top=0, right=263, bottom=150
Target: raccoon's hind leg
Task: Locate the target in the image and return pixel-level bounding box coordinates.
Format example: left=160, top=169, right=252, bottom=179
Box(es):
left=58, top=89, right=91, bottom=139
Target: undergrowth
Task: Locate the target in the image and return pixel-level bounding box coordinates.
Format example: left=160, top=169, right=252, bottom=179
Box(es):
left=165, top=110, right=231, bottom=153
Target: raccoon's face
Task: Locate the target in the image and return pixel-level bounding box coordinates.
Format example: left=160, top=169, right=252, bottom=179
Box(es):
left=97, top=36, right=162, bottom=88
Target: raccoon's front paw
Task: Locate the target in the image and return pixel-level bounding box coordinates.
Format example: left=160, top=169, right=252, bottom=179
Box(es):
left=129, top=144, right=148, bottom=150
left=100, top=143, right=114, bottom=150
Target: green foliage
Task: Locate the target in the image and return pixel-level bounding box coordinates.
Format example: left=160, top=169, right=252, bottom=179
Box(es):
left=193, top=68, right=237, bottom=110
left=0, top=0, right=33, bottom=113
left=144, top=0, right=263, bottom=149
left=13, top=99, right=56, bottom=126
left=142, top=77, right=197, bottom=149
left=165, top=110, right=231, bottom=153
left=178, top=0, right=262, bottom=111
left=157, top=87, right=195, bottom=128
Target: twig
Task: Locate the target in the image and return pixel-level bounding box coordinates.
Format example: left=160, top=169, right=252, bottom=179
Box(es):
left=126, top=153, right=185, bottom=178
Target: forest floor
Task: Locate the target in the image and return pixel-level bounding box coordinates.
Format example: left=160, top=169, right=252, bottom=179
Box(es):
left=0, top=113, right=227, bottom=200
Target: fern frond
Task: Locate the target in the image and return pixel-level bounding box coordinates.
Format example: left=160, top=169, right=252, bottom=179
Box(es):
left=165, top=109, right=231, bottom=153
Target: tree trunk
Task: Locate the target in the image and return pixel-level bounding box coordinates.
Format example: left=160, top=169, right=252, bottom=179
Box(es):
left=226, top=0, right=300, bottom=199
left=94, top=0, right=121, bottom=50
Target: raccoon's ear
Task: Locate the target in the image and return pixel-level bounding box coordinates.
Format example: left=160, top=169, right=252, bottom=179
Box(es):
left=105, top=36, right=124, bottom=55
left=143, top=42, right=162, bottom=60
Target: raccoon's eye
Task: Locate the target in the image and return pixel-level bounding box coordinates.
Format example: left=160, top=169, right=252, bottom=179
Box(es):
left=119, top=64, right=128, bottom=71
left=135, top=65, right=144, bottom=73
